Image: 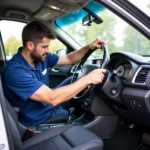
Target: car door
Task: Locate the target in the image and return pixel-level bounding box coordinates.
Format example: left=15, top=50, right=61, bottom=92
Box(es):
left=48, top=62, right=73, bottom=89
left=0, top=31, right=6, bottom=73
left=45, top=40, right=74, bottom=89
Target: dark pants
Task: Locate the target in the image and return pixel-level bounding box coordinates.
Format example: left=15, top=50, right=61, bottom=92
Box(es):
left=47, top=76, right=74, bottom=121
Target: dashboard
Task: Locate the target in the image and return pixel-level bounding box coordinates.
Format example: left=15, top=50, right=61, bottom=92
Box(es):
left=106, top=56, right=132, bottom=81
left=91, top=52, right=150, bottom=126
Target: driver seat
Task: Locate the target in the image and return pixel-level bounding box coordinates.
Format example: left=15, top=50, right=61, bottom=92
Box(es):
left=3, top=85, right=104, bottom=150
left=13, top=106, right=68, bottom=124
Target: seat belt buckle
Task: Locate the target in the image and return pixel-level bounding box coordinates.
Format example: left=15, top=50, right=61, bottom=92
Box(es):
left=23, top=128, right=34, bottom=141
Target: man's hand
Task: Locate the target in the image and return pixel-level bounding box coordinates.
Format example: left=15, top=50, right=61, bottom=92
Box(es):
left=89, top=38, right=106, bottom=50
left=57, top=38, right=106, bottom=66
left=85, top=69, right=106, bottom=84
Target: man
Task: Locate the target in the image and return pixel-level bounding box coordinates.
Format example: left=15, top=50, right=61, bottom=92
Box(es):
left=2, top=21, right=106, bottom=127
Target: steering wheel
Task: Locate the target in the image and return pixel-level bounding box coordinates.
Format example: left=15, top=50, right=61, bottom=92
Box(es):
left=71, top=44, right=109, bottom=101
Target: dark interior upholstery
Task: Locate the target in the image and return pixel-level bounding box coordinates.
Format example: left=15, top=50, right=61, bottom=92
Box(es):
left=22, top=125, right=103, bottom=150
left=4, top=83, right=104, bottom=150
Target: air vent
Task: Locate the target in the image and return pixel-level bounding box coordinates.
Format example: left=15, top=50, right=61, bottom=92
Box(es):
left=135, top=68, right=150, bottom=83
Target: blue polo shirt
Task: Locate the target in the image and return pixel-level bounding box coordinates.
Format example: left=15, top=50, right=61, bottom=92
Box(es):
left=2, top=47, right=59, bottom=127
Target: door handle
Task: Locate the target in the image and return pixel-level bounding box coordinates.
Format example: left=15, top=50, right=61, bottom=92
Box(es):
left=52, top=68, right=61, bottom=73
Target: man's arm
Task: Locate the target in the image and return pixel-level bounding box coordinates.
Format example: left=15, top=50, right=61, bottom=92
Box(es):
left=30, top=69, right=106, bottom=106
left=57, top=38, right=106, bottom=65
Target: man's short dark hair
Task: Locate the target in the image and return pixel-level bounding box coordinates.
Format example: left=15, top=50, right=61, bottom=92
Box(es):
left=22, top=21, right=56, bottom=46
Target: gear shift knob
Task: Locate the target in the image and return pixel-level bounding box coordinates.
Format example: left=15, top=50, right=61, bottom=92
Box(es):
left=67, top=107, right=75, bottom=124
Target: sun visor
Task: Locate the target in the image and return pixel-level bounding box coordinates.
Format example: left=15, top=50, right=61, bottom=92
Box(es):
left=34, top=7, right=64, bottom=21
left=4, top=9, right=30, bottom=20
left=59, top=0, right=88, bottom=5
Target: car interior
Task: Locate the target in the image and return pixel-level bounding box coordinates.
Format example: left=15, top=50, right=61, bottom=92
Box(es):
left=0, top=0, right=150, bottom=150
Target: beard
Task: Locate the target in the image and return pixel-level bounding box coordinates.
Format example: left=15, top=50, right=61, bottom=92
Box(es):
left=31, top=48, right=46, bottom=63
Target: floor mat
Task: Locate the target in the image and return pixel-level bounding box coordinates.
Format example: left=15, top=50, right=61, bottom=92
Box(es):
left=103, top=129, right=150, bottom=150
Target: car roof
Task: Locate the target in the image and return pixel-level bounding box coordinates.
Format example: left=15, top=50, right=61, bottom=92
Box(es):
left=0, top=0, right=90, bottom=23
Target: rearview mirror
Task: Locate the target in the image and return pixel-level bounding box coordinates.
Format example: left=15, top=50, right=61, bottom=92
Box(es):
left=82, top=14, right=103, bottom=26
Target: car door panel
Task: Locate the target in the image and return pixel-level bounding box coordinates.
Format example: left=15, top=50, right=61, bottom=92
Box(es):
left=48, top=65, right=73, bottom=88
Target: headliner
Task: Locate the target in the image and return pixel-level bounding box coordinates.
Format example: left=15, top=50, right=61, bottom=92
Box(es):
left=0, top=0, right=90, bottom=22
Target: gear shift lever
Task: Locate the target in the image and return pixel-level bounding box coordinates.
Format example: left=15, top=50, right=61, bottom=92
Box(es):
left=67, top=107, right=75, bottom=124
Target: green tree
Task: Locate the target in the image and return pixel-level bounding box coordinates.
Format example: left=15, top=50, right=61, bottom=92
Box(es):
left=122, top=26, right=150, bottom=55
left=4, top=35, right=22, bottom=56
left=4, top=36, right=66, bottom=56
left=50, top=39, right=66, bottom=54
left=85, top=11, right=119, bottom=55
left=147, top=2, right=150, bottom=8
left=63, top=10, right=119, bottom=56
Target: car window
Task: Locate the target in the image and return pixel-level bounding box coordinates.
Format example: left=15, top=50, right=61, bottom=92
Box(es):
left=49, top=39, right=66, bottom=55
left=56, top=1, right=150, bottom=57
left=0, top=20, right=25, bottom=60
left=0, top=20, right=66, bottom=60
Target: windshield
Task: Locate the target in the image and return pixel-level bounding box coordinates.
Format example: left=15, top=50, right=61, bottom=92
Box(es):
left=56, top=1, right=150, bottom=56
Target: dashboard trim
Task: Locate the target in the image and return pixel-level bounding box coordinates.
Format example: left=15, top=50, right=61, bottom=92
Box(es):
left=132, top=65, right=150, bottom=85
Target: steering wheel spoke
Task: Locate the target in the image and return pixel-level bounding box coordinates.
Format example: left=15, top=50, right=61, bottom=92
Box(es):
left=72, top=44, right=109, bottom=101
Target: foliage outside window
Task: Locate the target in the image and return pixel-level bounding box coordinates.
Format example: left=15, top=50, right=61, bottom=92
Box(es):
left=56, top=1, right=150, bottom=57
left=49, top=39, right=66, bottom=54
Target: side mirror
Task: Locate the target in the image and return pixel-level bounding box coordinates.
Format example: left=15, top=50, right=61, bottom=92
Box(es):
left=56, top=49, right=67, bottom=56
left=82, top=14, right=103, bottom=26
